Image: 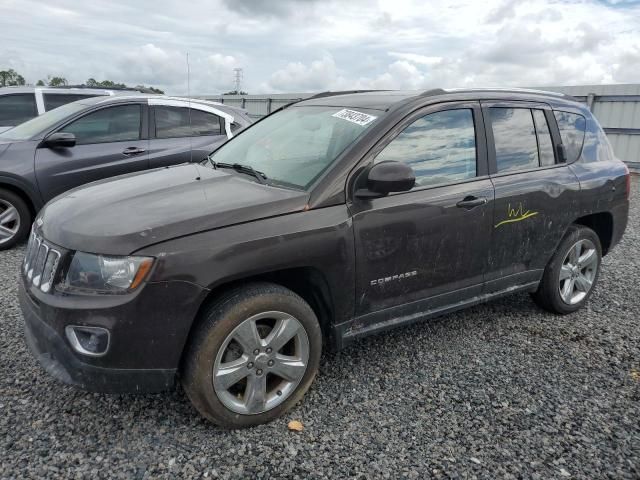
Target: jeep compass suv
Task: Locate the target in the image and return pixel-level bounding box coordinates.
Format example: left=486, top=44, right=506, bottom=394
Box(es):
left=20, top=89, right=630, bottom=428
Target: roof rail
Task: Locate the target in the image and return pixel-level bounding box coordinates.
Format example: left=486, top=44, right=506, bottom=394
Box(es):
left=43, top=85, right=158, bottom=94
left=307, top=89, right=391, bottom=100
left=418, top=88, right=448, bottom=97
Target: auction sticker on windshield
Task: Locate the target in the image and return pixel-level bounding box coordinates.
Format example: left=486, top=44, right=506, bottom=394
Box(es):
left=332, top=109, right=377, bottom=126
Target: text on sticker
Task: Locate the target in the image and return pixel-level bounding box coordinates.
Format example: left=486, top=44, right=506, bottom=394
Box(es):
left=332, top=109, right=377, bottom=126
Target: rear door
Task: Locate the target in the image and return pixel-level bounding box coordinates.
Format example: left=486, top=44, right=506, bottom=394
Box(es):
left=35, top=102, right=149, bottom=200
left=482, top=101, right=581, bottom=292
left=148, top=104, right=228, bottom=167
left=351, top=101, right=495, bottom=317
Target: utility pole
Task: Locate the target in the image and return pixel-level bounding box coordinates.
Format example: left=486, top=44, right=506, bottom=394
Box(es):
left=233, top=68, right=243, bottom=94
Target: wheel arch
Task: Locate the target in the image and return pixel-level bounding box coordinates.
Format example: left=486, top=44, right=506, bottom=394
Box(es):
left=573, top=211, right=613, bottom=255
left=181, top=267, right=337, bottom=367
left=0, top=175, right=42, bottom=218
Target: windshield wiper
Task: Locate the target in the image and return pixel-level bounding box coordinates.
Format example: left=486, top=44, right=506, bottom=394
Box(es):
left=208, top=159, right=268, bottom=185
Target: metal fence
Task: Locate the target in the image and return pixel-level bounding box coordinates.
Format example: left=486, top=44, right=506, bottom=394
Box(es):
left=199, top=85, right=640, bottom=170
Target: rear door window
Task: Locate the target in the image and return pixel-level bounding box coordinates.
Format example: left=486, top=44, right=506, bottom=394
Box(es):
left=59, top=104, right=142, bottom=145
left=43, top=94, right=100, bottom=111
left=489, top=108, right=539, bottom=173
left=154, top=106, right=222, bottom=138
left=0, top=94, right=38, bottom=126
left=553, top=111, right=586, bottom=163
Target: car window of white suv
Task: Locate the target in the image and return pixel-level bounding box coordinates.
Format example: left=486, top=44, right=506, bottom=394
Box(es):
left=0, top=93, right=38, bottom=126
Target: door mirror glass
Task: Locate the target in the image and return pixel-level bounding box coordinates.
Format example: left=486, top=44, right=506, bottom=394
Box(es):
left=43, top=132, right=76, bottom=148
left=357, top=161, right=415, bottom=197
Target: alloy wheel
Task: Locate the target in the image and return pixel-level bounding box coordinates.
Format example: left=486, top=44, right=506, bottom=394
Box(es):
left=213, top=311, right=310, bottom=415
left=559, top=238, right=598, bottom=305
left=0, top=199, right=20, bottom=246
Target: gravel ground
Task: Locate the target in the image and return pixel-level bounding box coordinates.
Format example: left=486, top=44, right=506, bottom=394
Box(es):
left=1, top=178, right=639, bottom=480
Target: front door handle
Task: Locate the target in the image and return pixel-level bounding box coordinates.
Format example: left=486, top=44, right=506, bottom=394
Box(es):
left=456, top=196, right=487, bottom=209
left=122, top=147, right=146, bottom=156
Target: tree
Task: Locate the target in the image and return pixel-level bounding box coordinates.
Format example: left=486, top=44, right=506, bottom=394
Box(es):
left=135, top=84, right=164, bottom=94
left=0, top=69, right=26, bottom=87
left=47, top=76, right=68, bottom=87
left=223, top=90, right=248, bottom=95
left=36, top=79, right=46, bottom=86
left=85, top=78, right=164, bottom=94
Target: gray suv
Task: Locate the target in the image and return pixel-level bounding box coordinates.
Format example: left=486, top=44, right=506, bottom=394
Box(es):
left=0, top=95, right=251, bottom=249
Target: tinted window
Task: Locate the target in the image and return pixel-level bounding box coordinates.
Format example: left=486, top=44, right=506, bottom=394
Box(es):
left=554, top=111, right=586, bottom=163
left=490, top=108, right=538, bottom=172
left=43, top=94, right=99, bottom=111
left=155, top=106, right=222, bottom=138
left=532, top=109, right=555, bottom=166
left=0, top=94, right=38, bottom=126
left=60, top=105, right=141, bottom=145
left=374, top=109, right=476, bottom=188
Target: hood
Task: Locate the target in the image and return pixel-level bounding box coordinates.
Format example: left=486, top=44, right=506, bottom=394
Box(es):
left=40, top=163, right=309, bottom=255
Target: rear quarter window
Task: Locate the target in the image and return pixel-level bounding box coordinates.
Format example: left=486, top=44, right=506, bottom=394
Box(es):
left=553, top=111, right=586, bottom=163
left=581, top=116, right=615, bottom=163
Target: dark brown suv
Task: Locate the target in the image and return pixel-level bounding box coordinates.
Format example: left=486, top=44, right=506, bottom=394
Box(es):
left=19, top=88, right=630, bottom=428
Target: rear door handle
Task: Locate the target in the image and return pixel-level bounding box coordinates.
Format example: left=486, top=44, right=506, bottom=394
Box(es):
left=122, top=147, right=146, bottom=156
left=456, top=196, right=487, bottom=209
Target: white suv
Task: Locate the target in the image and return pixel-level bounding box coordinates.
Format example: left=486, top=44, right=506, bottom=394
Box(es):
left=0, top=86, right=146, bottom=133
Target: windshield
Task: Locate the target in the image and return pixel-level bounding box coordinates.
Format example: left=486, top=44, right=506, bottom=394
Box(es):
left=206, top=105, right=380, bottom=189
left=0, top=101, right=88, bottom=141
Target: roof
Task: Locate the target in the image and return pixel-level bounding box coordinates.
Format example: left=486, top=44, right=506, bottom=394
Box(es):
left=296, top=87, right=580, bottom=111
left=74, top=94, right=248, bottom=116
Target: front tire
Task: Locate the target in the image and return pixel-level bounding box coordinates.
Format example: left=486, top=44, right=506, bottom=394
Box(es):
left=181, top=282, right=322, bottom=428
left=0, top=189, right=31, bottom=250
left=532, top=225, right=602, bottom=314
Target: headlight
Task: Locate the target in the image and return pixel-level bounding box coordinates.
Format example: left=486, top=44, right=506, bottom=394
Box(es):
left=61, top=252, right=154, bottom=294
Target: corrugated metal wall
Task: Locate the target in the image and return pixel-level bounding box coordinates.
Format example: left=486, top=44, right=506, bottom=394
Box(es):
left=200, top=84, right=640, bottom=169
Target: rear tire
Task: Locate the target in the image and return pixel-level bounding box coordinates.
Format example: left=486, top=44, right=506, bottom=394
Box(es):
left=0, top=188, right=31, bottom=250
left=181, top=282, right=322, bottom=428
left=532, top=225, right=602, bottom=314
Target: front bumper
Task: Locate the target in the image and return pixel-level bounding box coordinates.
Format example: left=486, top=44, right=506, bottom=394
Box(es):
left=19, top=276, right=207, bottom=393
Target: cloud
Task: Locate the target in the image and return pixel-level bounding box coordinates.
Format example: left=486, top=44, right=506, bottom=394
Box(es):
left=265, top=54, right=343, bottom=92
left=0, top=0, right=639, bottom=95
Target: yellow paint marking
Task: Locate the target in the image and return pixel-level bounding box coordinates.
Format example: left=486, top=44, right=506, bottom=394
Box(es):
left=494, top=202, right=539, bottom=228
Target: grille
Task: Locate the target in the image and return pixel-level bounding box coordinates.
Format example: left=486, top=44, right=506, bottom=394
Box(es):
left=23, top=230, right=62, bottom=293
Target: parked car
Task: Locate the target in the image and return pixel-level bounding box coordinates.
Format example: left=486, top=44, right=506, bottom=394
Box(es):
left=20, top=88, right=629, bottom=428
left=0, top=86, right=150, bottom=134
left=0, top=95, right=252, bottom=248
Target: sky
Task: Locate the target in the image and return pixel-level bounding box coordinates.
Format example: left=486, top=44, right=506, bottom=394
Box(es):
left=1, top=0, right=639, bottom=95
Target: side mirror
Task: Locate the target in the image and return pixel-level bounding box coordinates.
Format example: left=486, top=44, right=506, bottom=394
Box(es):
left=43, top=132, right=76, bottom=149
left=356, top=161, right=415, bottom=198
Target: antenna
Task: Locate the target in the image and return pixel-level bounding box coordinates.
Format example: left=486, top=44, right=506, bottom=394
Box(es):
left=187, top=52, right=193, bottom=163
left=233, top=67, right=243, bottom=93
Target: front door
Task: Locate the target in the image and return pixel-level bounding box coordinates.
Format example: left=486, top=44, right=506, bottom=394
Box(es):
left=351, top=102, right=495, bottom=319
left=481, top=101, right=581, bottom=292
left=35, top=103, right=149, bottom=201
